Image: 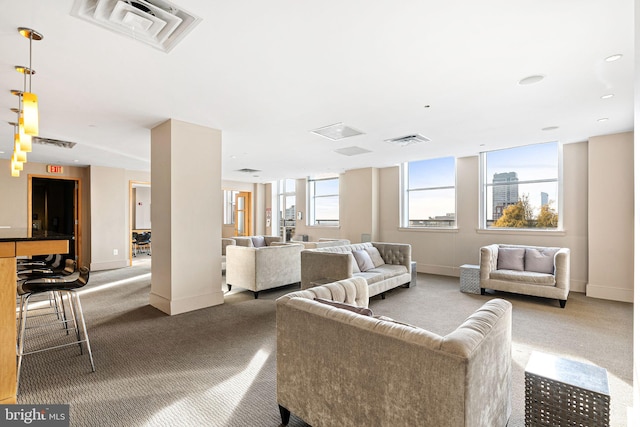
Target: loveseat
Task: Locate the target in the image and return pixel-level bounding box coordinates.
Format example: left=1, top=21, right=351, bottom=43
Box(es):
left=480, top=243, right=570, bottom=308
left=300, top=242, right=411, bottom=298
left=225, top=242, right=303, bottom=298
left=276, top=277, right=513, bottom=426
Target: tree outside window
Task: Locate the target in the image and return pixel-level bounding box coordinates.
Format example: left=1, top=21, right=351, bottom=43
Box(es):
left=483, top=142, right=559, bottom=229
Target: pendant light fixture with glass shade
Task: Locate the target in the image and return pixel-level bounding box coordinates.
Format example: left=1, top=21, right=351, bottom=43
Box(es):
left=11, top=90, right=32, bottom=153
left=9, top=121, right=27, bottom=163
left=16, top=27, right=42, bottom=136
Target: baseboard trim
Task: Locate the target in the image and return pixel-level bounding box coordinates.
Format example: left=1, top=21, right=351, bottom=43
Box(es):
left=586, top=283, right=633, bottom=303
left=90, top=259, right=129, bottom=271
left=418, top=263, right=457, bottom=277
left=150, top=291, right=224, bottom=316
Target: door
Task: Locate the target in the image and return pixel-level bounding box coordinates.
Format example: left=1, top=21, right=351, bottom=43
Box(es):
left=29, top=177, right=80, bottom=264
left=234, top=192, right=252, bottom=236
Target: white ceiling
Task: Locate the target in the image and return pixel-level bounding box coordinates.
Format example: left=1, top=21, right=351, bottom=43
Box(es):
left=1, top=0, right=634, bottom=183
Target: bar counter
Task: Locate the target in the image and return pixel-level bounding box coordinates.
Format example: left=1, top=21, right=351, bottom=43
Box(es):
left=0, top=229, right=70, bottom=404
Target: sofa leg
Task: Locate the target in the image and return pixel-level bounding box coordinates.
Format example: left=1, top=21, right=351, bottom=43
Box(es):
left=278, top=405, right=290, bottom=425
left=480, top=288, right=485, bottom=295
left=559, top=299, right=567, bottom=308
left=227, top=284, right=232, bottom=292
left=380, top=292, right=386, bottom=300
left=254, top=291, right=259, bottom=299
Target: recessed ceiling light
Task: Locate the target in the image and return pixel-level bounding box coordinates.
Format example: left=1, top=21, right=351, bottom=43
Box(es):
left=542, top=126, right=559, bottom=131
left=73, top=159, right=79, bottom=163
left=0, top=151, right=5, bottom=154
left=597, top=118, right=609, bottom=122
left=230, top=155, right=237, bottom=159
left=518, top=75, right=545, bottom=85
left=605, top=54, right=623, bottom=62
left=601, top=94, right=614, bottom=99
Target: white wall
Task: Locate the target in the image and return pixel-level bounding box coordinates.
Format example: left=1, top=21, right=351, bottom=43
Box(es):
left=588, top=132, right=634, bottom=302
left=133, top=186, right=151, bottom=229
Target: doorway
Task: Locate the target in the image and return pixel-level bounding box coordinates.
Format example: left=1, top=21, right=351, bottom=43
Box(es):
left=234, top=191, right=252, bottom=236
left=29, top=176, right=80, bottom=265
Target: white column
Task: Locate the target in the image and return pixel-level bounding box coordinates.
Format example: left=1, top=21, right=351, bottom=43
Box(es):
left=149, top=119, right=223, bottom=315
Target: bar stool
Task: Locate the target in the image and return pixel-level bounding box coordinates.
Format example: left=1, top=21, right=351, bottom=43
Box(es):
left=16, top=266, right=95, bottom=392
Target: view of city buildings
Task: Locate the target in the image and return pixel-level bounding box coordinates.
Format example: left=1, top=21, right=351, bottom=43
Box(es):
left=492, top=172, right=519, bottom=220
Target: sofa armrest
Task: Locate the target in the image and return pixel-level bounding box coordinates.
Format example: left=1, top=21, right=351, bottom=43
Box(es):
left=221, top=238, right=235, bottom=256
left=553, top=248, right=570, bottom=290
left=301, top=250, right=352, bottom=289
left=277, top=276, right=369, bottom=307
left=479, top=244, right=499, bottom=280
left=265, top=236, right=284, bottom=246
left=371, top=242, right=411, bottom=271
left=233, top=237, right=253, bottom=247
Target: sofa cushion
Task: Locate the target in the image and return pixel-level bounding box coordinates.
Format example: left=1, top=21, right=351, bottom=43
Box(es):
left=353, top=271, right=385, bottom=285
left=365, top=247, right=385, bottom=268
left=353, top=249, right=376, bottom=272
left=314, top=298, right=373, bottom=316
left=251, top=236, right=266, bottom=247
left=497, top=247, right=525, bottom=271
left=367, top=264, right=408, bottom=280
left=490, top=269, right=556, bottom=286
left=525, top=248, right=557, bottom=274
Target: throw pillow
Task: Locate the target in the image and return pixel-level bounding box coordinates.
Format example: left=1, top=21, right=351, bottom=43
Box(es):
left=524, top=248, right=557, bottom=274
left=365, top=247, right=385, bottom=267
left=349, top=253, right=361, bottom=273
left=314, top=298, right=373, bottom=316
left=497, top=247, right=525, bottom=271
left=251, top=236, right=266, bottom=247
left=353, top=249, right=376, bottom=272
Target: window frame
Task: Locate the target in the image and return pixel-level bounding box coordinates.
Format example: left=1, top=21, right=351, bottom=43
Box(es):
left=400, top=156, right=457, bottom=229
left=307, top=176, right=340, bottom=227
left=479, top=142, right=562, bottom=231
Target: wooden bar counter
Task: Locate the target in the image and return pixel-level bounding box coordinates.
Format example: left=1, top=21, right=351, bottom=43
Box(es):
left=0, top=229, right=70, bottom=404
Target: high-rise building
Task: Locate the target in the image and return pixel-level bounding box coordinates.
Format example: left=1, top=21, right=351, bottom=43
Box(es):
left=492, top=172, right=519, bottom=219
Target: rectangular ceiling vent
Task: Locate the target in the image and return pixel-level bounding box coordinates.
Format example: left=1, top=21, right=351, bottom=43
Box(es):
left=385, top=134, right=431, bottom=147
left=33, top=137, right=77, bottom=149
left=334, top=146, right=372, bottom=157
left=236, top=168, right=261, bottom=173
left=311, top=123, right=364, bottom=141
left=71, top=0, right=202, bottom=52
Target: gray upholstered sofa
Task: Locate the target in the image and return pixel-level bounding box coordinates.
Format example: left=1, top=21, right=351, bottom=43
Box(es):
left=276, top=277, right=512, bottom=426
left=225, top=242, right=303, bottom=298
left=300, top=242, right=411, bottom=298
left=231, top=235, right=282, bottom=247
left=480, top=243, right=570, bottom=308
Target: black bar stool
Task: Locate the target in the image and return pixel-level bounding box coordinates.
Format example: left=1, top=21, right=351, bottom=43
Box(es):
left=16, top=266, right=95, bottom=393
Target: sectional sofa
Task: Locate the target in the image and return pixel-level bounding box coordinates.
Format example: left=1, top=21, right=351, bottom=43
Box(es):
left=300, top=242, right=411, bottom=298
left=276, top=277, right=513, bottom=426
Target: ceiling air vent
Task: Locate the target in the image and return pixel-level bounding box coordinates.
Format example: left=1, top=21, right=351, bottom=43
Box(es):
left=33, top=137, right=77, bottom=149
left=236, top=168, right=261, bottom=173
left=311, top=123, right=364, bottom=141
left=334, top=146, right=372, bottom=157
left=385, top=134, right=431, bottom=147
left=70, top=0, right=202, bottom=52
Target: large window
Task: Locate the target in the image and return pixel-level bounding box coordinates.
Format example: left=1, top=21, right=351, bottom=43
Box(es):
left=401, top=157, right=456, bottom=228
left=308, top=176, right=339, bottom=226
left=223, top=190, right=238, bottom=225
left=482, top=142, right=559, bottom=229
left=277, top=179, right=296, bottom=241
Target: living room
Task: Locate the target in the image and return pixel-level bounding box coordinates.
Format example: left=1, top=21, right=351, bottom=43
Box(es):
left=1, top=0, right=638, bottom=425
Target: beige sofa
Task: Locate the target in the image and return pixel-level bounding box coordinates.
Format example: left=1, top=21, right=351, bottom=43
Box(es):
left=225, top=242, right=303, bottom=298
left=221, top=238, right=235, bottom=274
left=273, top=238, right=351, bottom=249
left=301, top=242, right=411, bottom=298
left=231, top=235, right=282, bottom=247
left=276, top=277, right=513, bottom=426
left=480, top=243, right=570, bottom=308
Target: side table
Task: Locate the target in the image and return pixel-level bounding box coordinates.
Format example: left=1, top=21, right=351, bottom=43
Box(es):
left=403, top=261, right=417, bottom=288
left=459, top=264, right=480, bottom=294
left=525, top=351, right=610, bottom=426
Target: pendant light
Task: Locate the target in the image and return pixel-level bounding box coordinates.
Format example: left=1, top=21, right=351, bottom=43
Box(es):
left=11, top=90, right=32, bottom=153
left=9, top=121, right=27, bottom=163
left=16, top=27, right=42, bottom=136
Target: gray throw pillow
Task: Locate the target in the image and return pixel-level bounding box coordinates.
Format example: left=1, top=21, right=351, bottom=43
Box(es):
left=251, top=236, right=266, bottom=247
left=524, top=248, right=557, bottom=274
left=497, top=247, right=525, bottom=271
left=314, top=298, right=373, bottom=316
left=365, top=247, right=385, bottom=267
left=353, top=249, right=376, bottom=272
left=349, top=253, right=361, bottom=273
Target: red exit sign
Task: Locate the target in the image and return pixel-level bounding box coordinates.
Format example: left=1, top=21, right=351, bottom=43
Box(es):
left=47, top=165, right=64, bottom=174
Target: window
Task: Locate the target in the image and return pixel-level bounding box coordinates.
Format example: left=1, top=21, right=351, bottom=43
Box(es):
left=481, top=142, right=559, bottom=229
left=401, top=157, right=456, bottom=228
left=223, top=190, right=238, bottom=225
left=308, top=176, right=339, bottom=226
left=277, top=179, right=296, bottom=241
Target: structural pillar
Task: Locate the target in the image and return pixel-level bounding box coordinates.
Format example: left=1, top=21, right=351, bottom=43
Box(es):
left=149, top=119, right=224, bottom=315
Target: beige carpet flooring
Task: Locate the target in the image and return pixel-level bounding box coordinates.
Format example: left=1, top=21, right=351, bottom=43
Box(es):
left=16, top=258, right=633, bottom=426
